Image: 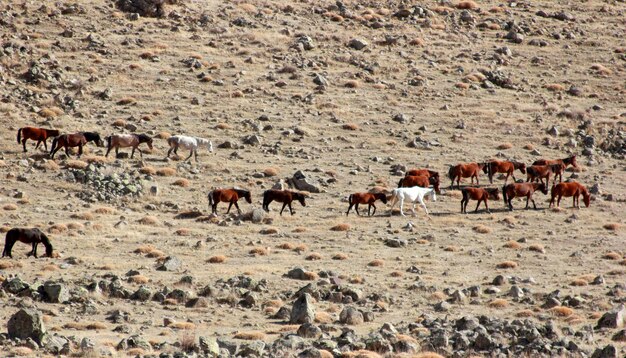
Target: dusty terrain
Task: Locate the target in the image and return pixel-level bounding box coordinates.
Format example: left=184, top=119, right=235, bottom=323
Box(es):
left=0, top=0, right=625, bottom=357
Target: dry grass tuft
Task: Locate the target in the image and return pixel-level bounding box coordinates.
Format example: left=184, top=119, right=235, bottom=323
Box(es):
left=314, top=312, right=333, bottom=324
left=128, top=275, right=149, bottom=284
left=156, top=131, right=171, bottom=139
left=333, top=253, right=348, bottom=260
left=112, top=119, right=126, bottom=127
left=331, top=223, right=351, bottom=231
left=117, top=97, right=137, bottom=105
left=64, top=322, right=107, bottom=330
left=302, top=271, right=319, bottom=280
left=126, top=348, right=145, bottom=355
left=516, top=309, right=534, bottom=318
left=67, top=222, right=84, bottom=231
left=3, top=204, right=17, bottom=211
left=344, top=80, right=360, bottom=88
left=11, top=347, right=33, bottom=356
left=208, top=255, right=227, bottom=263
left=570, top=278, right=588, bottom=286
left=455, top=82, right=470, bottom=90
left=138, top=216, right=159, bottom=225
left=277, top=242, right=295, bottom=250
left=175, top=228, right=191, bottom=236
left=503, top=241, right=522, bottom=249
left=488, top=299, right=509, bottom=308
left=64, top=160, right=88, bottom=169
left=306, top=252, right=322, bottom=261
left=551, top=306, right=574, bottom=317
left=409, top=38, right=424, bottom=46
left=603, top=252, right=621, bottom=260
left=590, top=63, right=612, bottom=75
left=293, top=227, right=307, bottom=233
left=603, top=223, right=620, bottom=231
left=455, top=1, right=478, bottom=10
left=545, top=83, right=565, bottom=92
left=0, top=226, right=10, bottom=233
left=39, top=107, right=64, bottom=118
left=263, top=167, right=279, bottom=177
left=368, top=259, right=385, bottom=267
left=234, top=331, right=266, bottom=340
left=260, top=227, right=279, bottom=235
left=390, top=271, right=403, bottom=278
left=473, top=225, right=492, bottom=234
left=156, top=167, right=177, bottom=176
left=48, top=223, right=67, bottom=234
left=71, top=212, right=94, bottom=220
left=349, top=276, right=364, bottom=284
left=250, top=247, right=269, bottom=256
left=172, top=178, right=190, bottom=187
left=294, top=244, right=308, bottom=252
left=620, top=259, right=626, bottom=266
left=170, top=322, right=196, bottom=330
left=341, top=123, right=358, bottom=131
left=529, top=244, right=545, bottom=253
left=497, top=143, right=513, bottom=150
left=139, top=166, right=157, bottom=175
left=134, top=245, right=157, bottom=254
left=94, top=207, right=115, bottom=215
left=42, top=160, right=60, bottom=171
left=444, top=246, right=459, bottom=252
left=414, top=353, right=445, bottom=358
left=496, top=261, right=518, bottom=269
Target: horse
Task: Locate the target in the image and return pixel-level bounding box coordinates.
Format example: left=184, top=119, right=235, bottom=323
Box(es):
left=406, top=169, right=439, bottom=180
left=483, top=160, right=526, bottom=184
left=17, top=127, right=60, bottom=152
left=448, top=162, right=486, bottom=189
left=207, top=188, right=252, bottom=215
left=549, top=182, right=590, bottom=209
left=2, top=228, right=53, bottom=258
left=167, top=135, right=213, bottom=162
left=346, top=192, right=387, bottom=216
left=461, top=187, right=500, bottom=214
left=105, top=133, right=153, bottom=159
left=533, top=155, right=578, bottom=169
left=502, top=182, right=548, bottom=211
left=49, top=132, right=104, bottom=159
left=262, top=190, right=306, bottom=216
left=388, top=186, right=437, bottom=217
left=398, top=175, right=441, bottom=194
left=526, top=163, right=565, bottom=186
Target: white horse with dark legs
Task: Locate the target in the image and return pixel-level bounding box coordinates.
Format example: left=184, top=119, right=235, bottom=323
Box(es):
left=388, top=186, right=437, bottom=216
left=167, top=135, right=213, bottom=162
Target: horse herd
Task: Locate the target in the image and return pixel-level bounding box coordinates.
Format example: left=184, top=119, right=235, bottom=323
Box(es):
left=5, top=126, right=591, bottom=259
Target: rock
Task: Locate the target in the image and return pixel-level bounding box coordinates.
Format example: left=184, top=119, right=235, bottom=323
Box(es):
left=392, top=113, right=407, bottom=123
left=591, top=345, right=617, bottom=358
left=249, top=208, right=266, bottom=223
left=492, top=275, right=506, bottom=286
left=509, top=285, right=524, bottom=298
left=243, top=135, right=261, bottom=146
left=340, top=306, right=364, bottom=325
left=450, top=290, right=466, bottom=304
left=3, top=277, right=30, bottom=294
left=288, top=176, right=320, bottom=193
left=297, top=323, right=322, bottom=339
left=291, top=293, right=315, bottom=324
left=80, top=337, right=95, bottom=351
left=157, top=256, right=182, bottom=271
left=287, top=267, right=307, bottom=280
left=505, top=31, right=524, bottom=44
left=218, top=141, right=237, bottom=149
left=199, top=336, right=220, bottom=357
left=42, top=281, right=69, bottom=303
left=7, top=308, right=47, bottom=344
left=130, top=286, right=152, bottom=301
left=44, top=334, right=70, bottom=354
left=542, top=297, right=561, bottom=309
left=596, top=305, right=626, bottom=329
left=589, top=183, right=600, bottom=195
left=592, top=275, right=605, bottom=285
left=612, top=329, right=626, bottom=342
left=296, top=35, right=315, bottom=51
left=473, top=332, right=493, bottom=350
left=313, top=74, right=328, bottom=87
left=273, top=306, right=291, bottom=320
left=117, top=335, right=151, bottom=351
left=348, top=38, right=369, bottom=50
left=239, top=340, right=265, bottom=357
left=299, top=347, right=323, bottom=358
left=434, top=301, right=451, bottom=312
left=385, top=237, right=407, bottom=248
left=115, top=0, right=169, bottom=18
left=547, top=126, right=559, bottom=137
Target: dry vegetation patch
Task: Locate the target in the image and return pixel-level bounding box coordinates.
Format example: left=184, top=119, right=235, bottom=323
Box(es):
left=488, top=299, right=509, bottom=308
left=473, top=225, right=492, bottom=234
left=330, top=223, right=351, bottom=231
left=234, top=331, right=266, bottom=340
left=496, top=261, right=518, bottom=269
left=208, top=255, right=227, bottom=263
left=368, top=259, right=385, bottom=267
left=138, top=216, right=159, bottom=225
left=156, top=167, right=177, bottom=176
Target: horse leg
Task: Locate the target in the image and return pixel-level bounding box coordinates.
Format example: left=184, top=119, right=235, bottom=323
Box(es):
left=78, top=143, right=83, bottom=158
left=167, top=147, right=174, bottom=158
left=2, top=238, right=15, bottom=258
left=557, top=194, right=562, bottom=208
left=43, top=139, right=48, bottom=151
left=419, top=197, right=429, bottom=216
left=279, top=202, right=288, bottom=215
left=475, top=199, right=482, bottom=213
left=354, top=203, right=360, bottom=216
left=475, top=174, right=479, bottom=186
left=399, top=198, right=406, bottom=217
left=115, top=147, right=119, bottom=157
left=105, top=145, right=111, bottom=157
left=346, top=203, right=353, bottom=216
left=31, top=242, right=38, bottom=258
left=508, top=197, right=513, bottom=211
left=234, top=201, right=241, bottom=215
left=288, top=202, right=295, bottom=215
left=194, top=150, right=199, bottom=163
left=370, top=203, right=376, bottom=217
left=530, top=194, right=538, bottom=210
left=22, top=139, right=28, bottom=152
left=456, top=176, right=461, bottom=190
left=212, top=203, right=218, bottom=214
left=484, top=199, right=490, bottom=214
left=226, top=202, right=233, bottom=214
left=185, top=149, right=193, bottom=162
left=64, top=145, right=70, bottom=157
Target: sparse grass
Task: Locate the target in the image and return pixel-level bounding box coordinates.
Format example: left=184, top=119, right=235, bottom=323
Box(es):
left=39, top=106, right=64, bottom=118
left=344, top=80, right=360, bottom=88
left=48, top=223, right=67, bottom=234
left=65, top=160, right=88, bottom=169
left=156, top=167, right=177, bottom=176
left=414, top=353, right=445, bottom=358
left=156, top=131, right=171, bottom=139
left=473, top=225, right=492, bottom=234
left=444, top=246, right=459, bottom=252
left=497, top=143, right=513, bottom=150
left=390, top=271, right=403, bottom=277
left=550, top=306, right=574, bottom=317
left=234, top=331, right=266, bottom=340
left=117, top=97, right=137, bottom=105
left=64, top=322, right=107, bottom=330
left=112, top=119, right=126, bottom=127
left=368, top=259, right=384, bottom=267
left=503, top=241, right=522, bottom=249
left=170, top=322, right=196, bottom=330
left=94, top=207, right=115, bottom=215
left=250, top=247, right=269, bottom=256
left=603, top=223, right=620, bottom=231
left=590, top=63, right=612, bottom=76
left=570, top=278, right=588, bottom=286
left=603, top=252, right=621, bottom=260
left=260, top=227, right=279, bottom=235
left=172, top=178, right=190, bottom=187
left=529, top=244, right=545, bottom=253
left=333, top=253, right=348, bottom=260
left=11, top=347, right=33, bottom=356
left=67, top=222, right=84, bottom=231
left=306, top=252, right=322, bottom=261
left=128, top=275, right=149, bottom=284
left=314, top=312, right=333, bottom=324
left=496, top=261, right=518, bottom=269
left=488, top=299, right=509, bottom=308
left=455, top=1, right=478, bottom=10
left=138, top=216, right=159, bottom=225
left=303, top=271, right=319, bottom=280
left=516, top=309, right=534, bottom=318
left=139, top=166, right=156, bottom=175
left=331, top=223, right=351, bottom=231
left=42, top=160, right=60, bottom=171
left=208, top=255, right=227, bottom=263
left=71, top=212, right=94, bottom=220
left=277, top=242, right=295, bottom=250
left=545, top=83, right=565, bottom=92
left=293, top=227, right=307, bottom=233
left=3, top=204, right=17, bottom=211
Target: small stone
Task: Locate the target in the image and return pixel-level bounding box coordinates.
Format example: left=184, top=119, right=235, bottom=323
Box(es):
left=434, top=301, right=451, bottom=312
left=157, top=256, right=182, bottom=271
left=42, top=281, right=70, bottom=303
left=340, top=306, right=364, bottom=325
left=492, top=275, right=506, bottom=286
left=297, top=323, right=322, bottom=339
left=348, top=38, right=369, bottom=50
left=509, top=285, right=524, bottom=298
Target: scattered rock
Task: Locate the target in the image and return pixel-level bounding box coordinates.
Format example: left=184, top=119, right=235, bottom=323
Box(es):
left=7, top=308, right=47, bottom=344
left=157, top=256, right=182, bottom=271
left=291, top=293, right=315, bottom=324
left=340, top=306, right=364, bottom=325
left=348, top=38, right=369, bottom=50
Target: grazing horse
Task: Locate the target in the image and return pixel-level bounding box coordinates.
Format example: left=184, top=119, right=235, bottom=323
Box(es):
left=533, top=155, right=578, bottom=169
left=550, top=182, right=590, bottom=209
left=167, top=135, right=213, bottom=162
left=526, top=164, right=565, bottom=186
left=448, top=162, right=486, bottom=189
left=502, top=182, right=548, bottom=211
left=262, top=190, right=306, bottom=216
left=461, top=187, right=500, bottom=214
left=398, top=175, right=441, bottom=194
left=2, top=228, right=53, bottom=258
left=346, top=192, right=387, bottom=216
left=49, top=132, right=104, bottom=159
left=17, top=127, right=60, bottom=152
left=483, top=160, right=526, bottom=184
left=105, top=133, right=153, bottom=159
left=388, top=186, right=437, bottom=216
left=207, top=188, right=252, bottom=215
left=406, top=169, right=439, bottom=180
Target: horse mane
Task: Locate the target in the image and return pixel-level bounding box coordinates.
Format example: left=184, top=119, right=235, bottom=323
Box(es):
left=82, top=132, right=100, bottom=141
left=40, top=233, right=53, bottom=257
left=136, top=133, right=152, bottom=142
left=234, top=188, right=250, bottom=197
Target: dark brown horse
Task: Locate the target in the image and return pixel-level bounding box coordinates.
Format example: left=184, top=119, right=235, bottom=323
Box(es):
left=105, top=133, right=154, bottom=158
left=533, top=155, right=577, bottom=169
left=526, top=163, right=565, bottom=186
left=503, top=182, right=548, bottom=211
left=550, top=182, right=590, bottom=209
left=461, top=187, right=500, bottom=214
left=17, top=127, right=60, bottom=152
left=406, top=169, right=439, bottom=181
left=483, top=160, right=526, bottom=184
left=49, top=132, right=104, bottom=159
left=262, top=190, right=306, bottom=216
left=346, top=192, right=387, bottom=216
left=398, top=175, right=441, bottom=194
left=208, top=188, right=252, bottom=214
left=2, top=228, right=53, bottom=258
left=448, top=162, right=486, bottom=189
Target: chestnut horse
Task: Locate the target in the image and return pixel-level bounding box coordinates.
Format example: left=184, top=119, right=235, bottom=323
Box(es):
left=406, top=169, right=439, bottom=180
left=448, top=162, right=486, bottom=189
left=526, top=163, right=565, bottom=186
left=207, top=188, right=252, bottom=215
left=502, top=182, right=548, bottom=211
left=461, top=187, right=500, bottom=214
left=483, top=160, right=526, bottom=184
left=17, top=127, right=60, bottom=152
left=49, top=132, right=104, bottom=159
left=550, top=182, right=590, bottom=209
left=262, top=190, right=306, bottom=215
left=398, top=175, right=441, bottom=194
left=533, top=155, right=577, bottom=169
left=2, top=228, right=53, bottom=258
left=105, top=133, right=153, bottom=158
left=346, top=192, right=387, bottom=216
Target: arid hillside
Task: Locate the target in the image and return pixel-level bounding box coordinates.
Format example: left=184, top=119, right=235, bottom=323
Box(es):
left=0, top=0, right=625, bottom=357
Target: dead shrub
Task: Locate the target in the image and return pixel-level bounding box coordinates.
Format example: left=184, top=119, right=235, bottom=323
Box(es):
left=294, top=244, right=308, bottom=252
left=390, top=271, right=403, bottom=278
left=71, top=212, right=94, bottom=220
left=112, top=119, right=126, bottom=127
left=523, top=144, right=534, bottom=150
left=3, top=204, right=17, bottom=211
left=455, top=82, right=470, bottom=90
left=170, top=322, right=196, bottom=330
left=293, top=227, right=307, bottom=233
left=277, top=242, right=295, bottom=250
left=331, top=223, right=351, bottom=231
left=473, top=225, right=492, bottom=234
left=208, top=255, right=227, bottom=263
left=234, top=331, right=266, bottom=340
left=64, top=322, right=107, bottom=330
left=456, top=1, right=478, bottom=10
left=551, top=306, right=574, bottom=317
left=603, top=252, right=621, bottom=260
left=146, top=249, right=166, bottom=259
left=302, top=271, right=318, bottom=280
left=409, top=38, right=424, bottom=46
left=306, top=253, right=322, bottom=261
left=429, top=292, right=446, bottom=301
left=414, top=353, right=445, bottom=358
left=497, top=143, right=513, bottom=150
left=263, top=167, right=279, bottom=177
left=129, top=63, right=141, bottom=70
left=117, top=97, right=137, bottom=105
left=156, top=167, right=177, bottom=176
left=488, top=299, right=509, bottom=308
left=333, top=253, right=348, bottom=260
left=344, top=80, right=360, bottom=88
left=175, top=228, right=191, bottom=236
left=250, top=247, right=269, bottom=256
left=0, top=226, right=10, bottom=233
left=570, top=278, right=588, bottom=287
left=516, top=310, right=534, bottom=318
left=368, top=259, right=384, bottom=267
left=156, top=131, right=171, bottom=139
left=314, top=312, right=333, bottom=324
left=39, top=107, right=64, bottom=118
left=94, top=207, right=115, bottom=215
left=603, top=223, right=620, bottom=231
left=67, top=222, right=84, bottom=231
left=444, top=246, right=459, bottom=252
left=341, top=123, right=358, bottom=131
left=590, top=63, right=612, bottom=75
left=48, top=223, right=67, bottom=234
left=349, top=276, right=364, bottom=284
left=619, top=259, right=626, bottom=266
left=11, top=347, right=33, bottom=356
left=42, top=161, right=60, bottom=171
left=503, top=241, right=522, bottom=249
left=138, top=216, right=159, bottom=225
left=215, top=123, right=231, bottom=130
left=139, top=166, right=156, bottom=175
left=545, top=83, right=565, bottom=92
left=172, top=178, right=190, bottom=187
left=496, top=261, right=518, bottom=269
left=65, top=160, right=88, bottom=169
left=128, top=275, right=149, bottom=284
left=529, top=244, right=545, bottom=253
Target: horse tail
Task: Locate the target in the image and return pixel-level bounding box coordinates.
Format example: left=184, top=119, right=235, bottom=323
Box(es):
left=397, top=177, right=404, bottom=188
left=50, top=137, right=58, bottom=154
left=207, top=191, right=214, bottom=207
left=106, top=135, right=112, bottom=149
left=17, top=128, right=23, bottom=143
left=40, top=233, right=53, bottom=257
left=448, top=166, right=455, bottom=180
left=347, top=194, right=353, bottom=205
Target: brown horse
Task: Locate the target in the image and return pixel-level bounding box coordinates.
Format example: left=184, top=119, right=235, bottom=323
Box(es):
left=483, top=160, right=526, bottom=184
left=17, top=127, right=60, bottom=152
left=406, top=169, right=439, bottom=180
left=502, top=182, right=548, bottom=211
left=526, top=163, right=565, bottom=186
left=262, top=190, right=306, bottom=215
left=49, top=132, right=104, bottom=159
left=208, top=188, right=252, bottom=214
left=461, top=187, right=500, bottom=214
left=398, top=175, right=441, bottom=194
left=448, top=162, right=486, bottom=189
left=105, top=133, right=153, bottom=158
left=346, top=192, right=387, bottom=216
left=550, top=182, right=590, bottom=209
left=533, top=155, right=577, bottom=169
left=2, top=228, right=53, bottom=258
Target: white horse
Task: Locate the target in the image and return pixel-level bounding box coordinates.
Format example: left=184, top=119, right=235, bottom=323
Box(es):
left=388, top=186, right=437, bottom=216
left=167, top=135, right=213, bottom=162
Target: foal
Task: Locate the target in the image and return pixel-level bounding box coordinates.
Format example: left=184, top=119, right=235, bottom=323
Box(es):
left=17, top=127, right=60, bottom=152
left=167, top=135, right=213, bottom=162
left=2, top=228, right=53, bottom=258
left=105, top=133, right=154, bottom=159
left=502, top=182, right=548, bottom=211
left=398, top=175, right=441, bottom=194
left=549, top=182, right=590, bottom=209
left=262, top=190, right=306, bottom=215
left=208, top=188, right=252, bottom=215
left=49, top=132, right=104, bottom=159
left=533, top=155, right=577, bottom=169
left=388, top=186, right=437, bottom=216
left=461, top=187, right=500, bottom=214
left=483, top=160, right=526, bottom=184
left=346, top=192, right=387, bottom=216
left=448, top=162, right=486, bottom=189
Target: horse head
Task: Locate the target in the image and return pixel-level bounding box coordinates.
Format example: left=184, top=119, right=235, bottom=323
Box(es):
left=376, top=192, right=388, bottom=204
left=487, top=188, right=500, bottom=200
left=85, top=132, right=104, bottom=147
left=430, top=188, right=437, bottom=202
left=537, top=183, right=548, bottom=195
left=243, top=190, right=252, bottom=204
left=139, top=134, right=154, bottom=150
left=569, top=155, right=578, bottom=168
left=49, top=129, right=61, bottom=137
left=516, top=162, right=526, bottom=174
left=582, top=187, right=591, bottom=207
left=296, top=192, right=306, bottom=207
left=482, top=162, right=491, bottom=174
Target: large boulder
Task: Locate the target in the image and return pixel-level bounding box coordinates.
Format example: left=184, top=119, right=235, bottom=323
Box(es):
left=42, top=281, right=70, bottom=303
left=597, top=305, right=626, bottom=329
left=7, top=308, right=47, bottom=344
left=290, top=293, right=315, bottom=324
